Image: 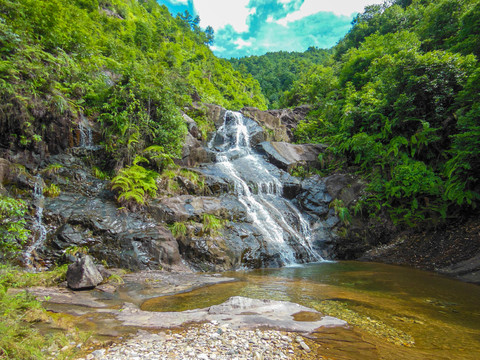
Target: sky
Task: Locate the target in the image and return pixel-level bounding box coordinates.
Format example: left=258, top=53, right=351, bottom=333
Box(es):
left=159, top=0, right=386, bottom=59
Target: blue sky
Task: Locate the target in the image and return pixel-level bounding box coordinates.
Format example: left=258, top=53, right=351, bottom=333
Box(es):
left=158, top=0, right=385, bottom=59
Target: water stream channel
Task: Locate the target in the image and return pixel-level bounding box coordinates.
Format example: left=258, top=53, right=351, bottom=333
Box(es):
left=142, top=262, right=480, bottom=360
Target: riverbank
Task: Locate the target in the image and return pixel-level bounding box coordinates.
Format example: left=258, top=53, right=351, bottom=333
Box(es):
left=361, top=216, right=480, bottom=284
left=79, top=323, right=322, bottom=360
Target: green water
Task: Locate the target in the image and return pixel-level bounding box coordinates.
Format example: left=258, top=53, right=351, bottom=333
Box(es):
left=142, top=261, right=480, bottom=360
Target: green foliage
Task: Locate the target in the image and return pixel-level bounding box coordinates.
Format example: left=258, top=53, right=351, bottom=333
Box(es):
left=0, top=0, right=267, bottom=166
left=64, top=245, right=88, bottom=257
left=41, top=163, right=63, bottom=176
left=111, top=158, right=158, bottom=207
left=0, top=264, right=86, bottom=359
left=271, top=0, right=480, bottom=227
left=229, top=47, right=333, bottom=108
left=169, top=222, right=188, bottom=239
left=202, top=214, right=227, bottom=237
left=91, top=166, right=110, bottom=180
left=0, top=196, right=30, bottom=256
left=42, top=183, right=60, bottom=197
left=330, top=199, right=352, bottom=225
left=0, top=264, right=68, bottom=288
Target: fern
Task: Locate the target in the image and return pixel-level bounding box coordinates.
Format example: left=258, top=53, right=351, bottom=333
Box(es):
left=202, top=214, right=227, bottom=236
left=169, top=222, right=188, bottom=239
left=111, top=164, right=158, bottom=206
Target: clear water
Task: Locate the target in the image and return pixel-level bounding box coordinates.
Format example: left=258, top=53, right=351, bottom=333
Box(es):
left=142, top=262, right=480, bottom=360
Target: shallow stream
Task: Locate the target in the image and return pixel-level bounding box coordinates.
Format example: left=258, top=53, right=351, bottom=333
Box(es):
left=142, top=261, right=480, bottom=360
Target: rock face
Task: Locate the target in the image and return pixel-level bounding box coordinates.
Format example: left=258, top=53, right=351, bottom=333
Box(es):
left=47, top=192, right=184, bottom=271
left=66, top=255, right=103, bottom=290
left=241, top=105, right=311, bottom=142
left=257, top=141, right=327, bottom=172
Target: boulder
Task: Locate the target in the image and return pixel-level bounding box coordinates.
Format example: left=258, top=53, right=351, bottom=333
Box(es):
left=182, top=113, right=201, bottom=140
left=148, top=195, right=244, bottom=223
left=66, top=255, right=103, bottom=290
left=202, top=103, right=227, bottom=128
left=241, top=106, right=311, bottom=142
left=257, top=141, right=327, bottom=172
left=177, top=132, right=210, bottom=167
left=325, top=174, right=364, bottom=207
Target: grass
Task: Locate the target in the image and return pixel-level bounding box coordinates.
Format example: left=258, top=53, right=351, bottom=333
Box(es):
left=0, top=264, right=94, bottom=359
left=42, top=183, right=61, bottom=198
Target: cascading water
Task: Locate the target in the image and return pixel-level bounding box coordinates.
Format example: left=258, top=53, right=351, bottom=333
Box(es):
left=23, top=175, right=47, bottom=267
left=209, top=111, right=323, bottom=266
left=78, top=115, right=94, bottom=149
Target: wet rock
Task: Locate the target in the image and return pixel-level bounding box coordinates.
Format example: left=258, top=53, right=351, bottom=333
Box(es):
left=0, top=156, right=36, bottom=191
left=45, top=193, right=184, bottom=271
left=202, top=103, right=227, bottom=128
left=67, top=255, right=103, bottom=290
left=117, top=296, right=347, bottom=332
left=257, top=141, right=327, bottom=172
left=177, top=132, right=211, bottom=167
left=148, top=195, right=236, bottom=223
left=241, top=107, right=290, bottom=142
left=325, top=174, right=364, bottom=207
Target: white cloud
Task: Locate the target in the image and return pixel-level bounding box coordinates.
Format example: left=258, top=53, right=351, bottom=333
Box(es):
left=276, top=0, right=385, bottom=26
left=192, top=0, right=253, bottom=33
left=209, top=45, right=226, bottom=53
left=234, top=38, right=253, bottom=49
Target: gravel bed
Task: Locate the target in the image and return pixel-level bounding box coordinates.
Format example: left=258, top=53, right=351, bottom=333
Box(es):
left=80, top=322, right=315, bottom=360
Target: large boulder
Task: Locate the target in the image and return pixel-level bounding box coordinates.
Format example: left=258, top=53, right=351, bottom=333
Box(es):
left=66, top=255, right=103, bottom=290
left=257, top=141, right=327, bottom=172
left=241, top=106, right=311, bottom=142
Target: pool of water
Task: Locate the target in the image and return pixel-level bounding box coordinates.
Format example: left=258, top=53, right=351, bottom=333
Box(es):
left=142, top=261, right=480, bottom=360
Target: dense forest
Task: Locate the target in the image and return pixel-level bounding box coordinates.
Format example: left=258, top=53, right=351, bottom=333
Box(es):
left=0, top=0, right=267, bottom=170
left=229, top=47, right=332, bottom=108
left=232, top=0, right=479, bottom=229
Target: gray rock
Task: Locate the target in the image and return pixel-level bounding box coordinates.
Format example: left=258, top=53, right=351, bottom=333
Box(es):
left=257, top=141, right=327, bottom=172
left=438, top=254, right=480, bottom=284
left=178, top=132, right=211, bottom=167
left=67, top=255, right=103, bottom=290
left=46, top=193, right=184, bottom=271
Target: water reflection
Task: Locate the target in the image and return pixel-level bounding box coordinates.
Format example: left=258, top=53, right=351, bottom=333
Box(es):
left=142, top=262, right=480, bottom=360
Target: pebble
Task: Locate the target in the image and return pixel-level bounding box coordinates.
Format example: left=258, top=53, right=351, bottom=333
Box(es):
left=86, top=323, right=311, bottom=360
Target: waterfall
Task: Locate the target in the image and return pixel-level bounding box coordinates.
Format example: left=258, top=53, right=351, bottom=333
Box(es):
left=23, top=175, right=47, bottom=267
left=209, top=111, right=323, bottom=266
left=78, top=115, right=94, bottom=148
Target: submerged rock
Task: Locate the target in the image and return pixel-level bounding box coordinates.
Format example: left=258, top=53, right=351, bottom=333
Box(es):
left=67, top=255, right=103, bottom=290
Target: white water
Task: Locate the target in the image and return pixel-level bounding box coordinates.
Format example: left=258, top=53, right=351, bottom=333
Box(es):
left=210, top=111, right=322, bottom=266
left=79, top=115, right=94, bottom=148
left=24, top=175, right=47, bottom=267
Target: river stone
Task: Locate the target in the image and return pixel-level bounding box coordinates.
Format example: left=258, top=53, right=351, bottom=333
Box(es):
left=67, top=255, right=103, bottom=290
left=117, top=296, right=347, bottom=332
left=257, top=141, right=327, bottom=172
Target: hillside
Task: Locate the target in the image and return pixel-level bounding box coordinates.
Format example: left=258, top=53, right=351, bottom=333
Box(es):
left=229, top=47, right=332, bottom=108
left=240, top=0, right=480, bottom=231
left=0, top=0, right=267, bottom=168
